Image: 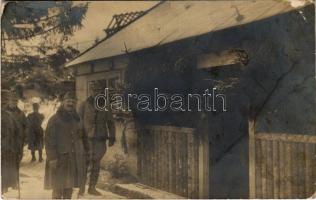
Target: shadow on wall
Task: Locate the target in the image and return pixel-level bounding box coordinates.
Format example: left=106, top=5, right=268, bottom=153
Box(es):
left=201, top=5, right=315, bottom=136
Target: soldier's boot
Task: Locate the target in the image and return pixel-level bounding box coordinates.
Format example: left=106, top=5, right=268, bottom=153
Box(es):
left=88, top=187, right=102, bottom=196
left=31, top=151, right=36, bottom=162
left=88, top=172, right=101, bottom=196
left=88, top=160, right=102, bottom=196
left=78, top=185, right=85, bottom=197
left=38, top=150, right=43, bottom=162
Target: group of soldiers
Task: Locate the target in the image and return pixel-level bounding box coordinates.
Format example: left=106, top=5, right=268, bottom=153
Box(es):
left=1, top=89, right=44, bottom=194
left=1, top=83, right=116, bottom=199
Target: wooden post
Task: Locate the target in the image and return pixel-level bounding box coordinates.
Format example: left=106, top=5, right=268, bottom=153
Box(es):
left=249, top=120, right=256, bottom=198
left=198, top=131, right=209, bottom=198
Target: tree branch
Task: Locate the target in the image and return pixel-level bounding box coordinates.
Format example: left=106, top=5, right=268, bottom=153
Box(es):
left=3, top=24, right=62, bottom=40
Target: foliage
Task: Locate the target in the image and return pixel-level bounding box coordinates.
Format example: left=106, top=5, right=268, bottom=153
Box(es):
left=1, top=2, right=88, bottom=93
left=2, top=1, right=88, bottom=43
left=106, top=154, right=129, bottom=179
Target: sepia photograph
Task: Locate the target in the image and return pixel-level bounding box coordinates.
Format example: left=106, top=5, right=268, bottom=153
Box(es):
left=1, top=0, right=315, bottom=199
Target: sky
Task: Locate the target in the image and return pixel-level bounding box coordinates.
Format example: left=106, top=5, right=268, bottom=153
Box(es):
left=68, top=1, right=158, bottom=52
left=2, top=0, right=305, bottom=55
left=2, top=1, right=158, bottom=55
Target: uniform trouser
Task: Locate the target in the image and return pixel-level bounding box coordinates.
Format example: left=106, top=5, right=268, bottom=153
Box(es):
left=83, top=138, right=107, bottom=191
left=52, top=188, right=73, bottom=199
left=31, top=149, right=42, bottom=159
left=1, top=152, right=19, bottom=192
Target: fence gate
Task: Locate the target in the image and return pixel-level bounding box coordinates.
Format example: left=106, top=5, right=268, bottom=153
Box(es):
left=137, top=125, right=209, bottom=198
left=249, top=122, right=316, bottom=198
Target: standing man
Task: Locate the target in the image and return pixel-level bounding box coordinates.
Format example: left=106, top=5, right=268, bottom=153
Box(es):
left=6, top=91, right=27, bottom=163
left=27, top=103, right=45, bottom=162
left=44, top=92, right=87, bottom=199
left=1, top=90, right=21, bottom=194
left=78, top=83, right=116, bottom=196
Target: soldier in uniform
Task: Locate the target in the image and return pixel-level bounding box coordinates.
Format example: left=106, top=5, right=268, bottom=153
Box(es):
left=44, top=92, right=88, bottom=199
left=78, top=83, right=116, bottom=196
left=27, top=103, right=45, bottom=162
left=6, top=91, right=27, bottom=163
left=1, top=90, right=22, bottom=193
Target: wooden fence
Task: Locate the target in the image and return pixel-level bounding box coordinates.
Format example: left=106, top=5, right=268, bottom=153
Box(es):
left=250, top=131, right=316, bottom=198
left=137, top=125, right=209, bottom=198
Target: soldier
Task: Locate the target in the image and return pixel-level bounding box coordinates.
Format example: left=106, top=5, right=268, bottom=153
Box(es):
left=27, top=103, right=45, bottom=162
left=6, top=91, right=27, bottom=163
left=1, top=90, right=21, bottom=193
left=44, top=92, right=87, bottom=199
left=78, top=83, right=116, bottom=196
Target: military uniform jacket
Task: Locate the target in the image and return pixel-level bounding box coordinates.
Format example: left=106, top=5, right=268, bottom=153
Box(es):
left=1, top=110, right=20, bottom=189
left=78, top=96, right=115, bottom=139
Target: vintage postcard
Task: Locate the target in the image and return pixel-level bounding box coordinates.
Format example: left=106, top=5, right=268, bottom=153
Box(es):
left=1, top=0, right=315, bottom=199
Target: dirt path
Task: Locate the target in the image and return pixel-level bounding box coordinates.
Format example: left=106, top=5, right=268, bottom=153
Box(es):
left=2, top=148, right=124, bottom=199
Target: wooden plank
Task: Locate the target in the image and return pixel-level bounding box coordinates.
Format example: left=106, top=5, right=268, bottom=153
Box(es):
left=179, top=131, right=185, bottom=196
left=144, top=130, right=150, bottom=185
left=305, top=143, right=313, bottom=197
left=154, top=128, right=159, bottom=188
left=298, top=143, right=305, bottom=198
left=312, top=145, right=316, bottom=197
left=248, top=120, right=256, bottom=198
left=141, top=130, right=147, bottom=184
left=255, top=139, right=262, bottom=198
left=179, top=131, right=184, bottom=196
left=291, top=142, right=298, bottom=198
left=164, top=129, right=170, bottom=192
left=310, top=144, right=316, bottom=197
left=260, top=139, right=267, bottom=198
left=272, top=140, right=279, bottom=198
left=159, top=129, right=163, bottom=189
left=255, top=133, right=316, bottom=144
left=150, top=128, right=155, bottom=187
left=179, top=131, right=185, bottom=197
left=157, top=128, right=163, bottom=190
left=137, top=128, right=143, bottom=179
left=198, top=131, right=210, bottom=198
left=149, top=129, right=154, bottom=186
left=187, top=133, right=194, bottom=198
left=175, top=131, right=181, bottom=195
left=163, top=129, right=169, bottom=191
left=266, top=140, right=274, bottom=198
left=182, top=130, right=188, bottom=197
left=285, top=142, right=292, bottom=198
left=142, top=129, right=147, bottom=182
left=168, top=131, right=173, bottom=193
left=170, top=132, right=177, bottom=194
left=193, top=132, right=199, bottom=198
left=147, top=129, right=151, bottom=187
left=279, top=141, right=285, bottom=198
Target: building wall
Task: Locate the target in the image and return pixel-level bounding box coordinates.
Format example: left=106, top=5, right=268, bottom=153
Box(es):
left=75, top=55, right=127, bottom=105
left=74, top=54, right=139, bottom=178
left=71, top=5, right=314, bottom=197
left=198, top=5, right=314, bottom=198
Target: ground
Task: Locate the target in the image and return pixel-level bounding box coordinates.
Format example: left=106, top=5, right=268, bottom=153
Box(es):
left=2, top=147, right=125, bottom=199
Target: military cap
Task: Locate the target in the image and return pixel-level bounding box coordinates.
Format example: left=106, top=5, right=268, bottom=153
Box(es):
left=63, top=91, right=77, bottom=100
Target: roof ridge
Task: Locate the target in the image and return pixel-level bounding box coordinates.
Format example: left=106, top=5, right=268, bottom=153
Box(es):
left=64, top=1, right=165, bottom=68
left=104, top=10, right=147, bottom=37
